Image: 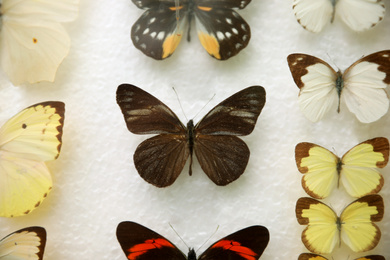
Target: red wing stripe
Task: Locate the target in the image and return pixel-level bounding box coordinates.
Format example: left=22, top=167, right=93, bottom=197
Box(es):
left=212, top=240, right=257, bottom=260
left=127, top=238, right=175, bottom=260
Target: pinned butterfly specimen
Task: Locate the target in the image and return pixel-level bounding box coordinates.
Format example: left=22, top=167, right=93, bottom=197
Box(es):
left=116, top=84, right=266, bottom=187
left=130, top=0, right=252, bottom=60
left=295, top=137, right=389, bottom=199
left=116, top=221, right=269, bottom=260
left=287, top=50, right=390, bottom=123
left=0, top=226, right=46, bottom=259
left=298, top=253, right=385, bottom=260
left=0, top=0, right=79, bottom=85
left=0, top=102, right=65, bottom=217
left=295, top=195, right=384, bottom=254
left=292, top=0, right=385, bottom=33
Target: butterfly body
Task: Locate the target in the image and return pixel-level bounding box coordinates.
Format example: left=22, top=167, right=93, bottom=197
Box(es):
left=117, top=84, right=265, bottom=187
left=116, top=221, right=270, bottom=260
left=131, top=0, right=251, bottom=60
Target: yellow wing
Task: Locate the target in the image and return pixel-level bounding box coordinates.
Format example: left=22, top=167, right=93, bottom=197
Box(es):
left=298, top=253, right=328, bottom=260
left=295, top=143, right=339, bottom=199
left=0, top=227, right=46, bottom=260
left=340, top=195, right=384, bottom=253
left=295, top=197, right=339, bottom=254
left=0, top=102, right=65, bottom=217
left=341, top=138, right=388, bottom=197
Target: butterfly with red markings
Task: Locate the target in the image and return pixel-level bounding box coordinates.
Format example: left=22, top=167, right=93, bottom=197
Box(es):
left=130, top=0, right=252, bottom=60
left=116, top=221, right=270, bottom=260
left=116, top=84, right=266, bottom=187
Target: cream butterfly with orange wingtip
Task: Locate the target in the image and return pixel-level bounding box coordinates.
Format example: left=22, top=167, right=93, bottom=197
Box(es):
left=0, top=102, right=65, bottom=217
left=292, top=0, right=385, bottom=33
left=296, top=195, right=384, bottom=255
left=295, top=137, right=389, bottom=199
left=0, top=0, right=79, bottom=85
left=298, top=253, right=385, bottom=260
left=0, top=227, right=46, bottom=259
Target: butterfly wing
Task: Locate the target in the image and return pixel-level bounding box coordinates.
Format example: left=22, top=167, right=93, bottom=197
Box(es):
left=198, top=226, right=269, bottom=260
left=295, top=197, right=339, bottom=254
left=0, top=0, right=79, bottom=85
left=0, top=226, right=46, bottom=260
left=335, top=0, right=385, bottom=31
left=340, top=195, right=384, bottom=252
left=295, top=142, right=339, bottom=199
left=131, top=0, right=187, bottom=60
left=298, top=253, right=328, bottom=260
left=340, top=137, right=389, bottom=198
left=194, top=86, right=265, bottom=185
left=292, top=0, right=334, bottom=33
left=116, top=84, right=189, bottom=187
left=194, top=0, right=251, bottom=60
left=116, top=221, right=186, bottom=260
left=287, top=54, right=339, bottom=122
left=355, top=256, right=385, bottom=260
left=342, top=50, right=390, bottom=123
left=0, top=102, right=65, bottom=217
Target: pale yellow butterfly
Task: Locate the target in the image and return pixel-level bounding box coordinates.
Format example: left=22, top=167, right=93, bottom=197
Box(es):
left=295, top=137, right=389, bottom=199
left=0, top=0, right=79, bottom=85
left=0, top=102, right=65, bottom=217
left=296, top=195, right=384, bottom=254
left=0, top=227, right=46, bottom=259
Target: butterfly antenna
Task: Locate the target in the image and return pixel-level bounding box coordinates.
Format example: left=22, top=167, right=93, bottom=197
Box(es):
left=172, top=87, right=188, bottom=122
left=169, top=223, right=190, bottom=249
left=193, top=93, right=216, bottom=121
left=195, top=226, right=219, bottom=254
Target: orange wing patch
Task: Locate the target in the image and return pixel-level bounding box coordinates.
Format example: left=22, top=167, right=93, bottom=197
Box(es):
left=212, top=240, right=258, bottom=260
left=127, top=238, right=175, bottom=259
left=162, top=34, right=183, bottom=59
left=198, top=32, right=220, bottom=59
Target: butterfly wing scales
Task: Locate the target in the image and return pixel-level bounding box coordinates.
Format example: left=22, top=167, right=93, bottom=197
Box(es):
left=198, top=226, right=269, bottom=260
left=116, top=221, right=186, bottom=260
left=295, top=142, right=339, bottom=199
left=298, top=253, right=328, bottom=260
left=340, top=137, right=388, bottom=197
left=340, top=195, right=384, bottom=252
left=295, top=197, right=339, bottom=254
left=292, top=0, right=333, bottom=33
left=0, top=226, right=46, bottom=260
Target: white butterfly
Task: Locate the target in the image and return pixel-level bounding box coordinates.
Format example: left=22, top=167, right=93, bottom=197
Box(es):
left=0, top=0, right=79, bottom=85
left=0, top=102, right=65, bottom=217
left=287, top=50, right=390, bottom=123
left=292, top=0, right=385, bottom=33
left=0, top=227, right=46, bottom=260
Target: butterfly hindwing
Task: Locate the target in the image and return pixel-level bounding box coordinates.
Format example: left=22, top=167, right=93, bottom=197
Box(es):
left=116, top=221, right=186, bottom=260
left=296, top=195, right=384, bottom=254
left=292, top=0, right=334, bottom=33
left=0, top=226, right=46, bottom=260
left=298, top=253, right=328, bottom=260
left=0, top=102, right=65, bottom=217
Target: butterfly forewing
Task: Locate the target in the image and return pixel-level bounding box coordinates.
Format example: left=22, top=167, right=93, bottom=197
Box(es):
left=0, top=226, right=46, bottom=260
left=195, top=86, right=265, bottom=135
left=196, top=0, right=251, bottom=9
left=117, top=222, right=186, bottom=260
left=117, top=84, right=186, bottom=135
left=198, top=226, right=269, bottom=260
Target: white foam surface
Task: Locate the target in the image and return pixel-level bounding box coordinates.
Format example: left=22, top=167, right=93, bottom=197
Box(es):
left=0, top=0, right=389, bottom=259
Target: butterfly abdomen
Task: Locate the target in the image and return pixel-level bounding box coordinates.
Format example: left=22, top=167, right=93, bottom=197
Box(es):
left=187, top=120, right=195, bottom=176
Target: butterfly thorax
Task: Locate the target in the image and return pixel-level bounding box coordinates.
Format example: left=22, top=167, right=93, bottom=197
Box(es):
left=335, top=71, right=343, bottom=113
left=187, top=119, right=195, bottom=176
left=187, top=248, right=197, bottom=260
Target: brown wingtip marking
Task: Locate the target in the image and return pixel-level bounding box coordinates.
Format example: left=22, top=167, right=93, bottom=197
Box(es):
left=356, top=195, right=384, bottom=222
left=360, top=50, right=390, bottom=84
left=362, top=137, right=389, bottom=168
left=295, top=142, right=316, bottom=173
left=295, top=197, right=322, bottom=225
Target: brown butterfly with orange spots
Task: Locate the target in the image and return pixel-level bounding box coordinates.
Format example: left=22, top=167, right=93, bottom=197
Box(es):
left=130, top=0, right=252, bottom=60
left=116, top=221, right=269, bottom=260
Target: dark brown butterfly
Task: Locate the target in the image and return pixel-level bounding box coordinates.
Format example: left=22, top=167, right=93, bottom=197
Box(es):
left=116, top=221, right=269, bottom=260
left=116, top=84, right=266, bottom=187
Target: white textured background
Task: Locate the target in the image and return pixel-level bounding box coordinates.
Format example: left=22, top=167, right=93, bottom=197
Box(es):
left=0, top=0, right=390, bottom=259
